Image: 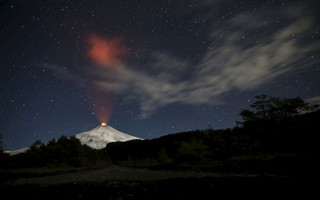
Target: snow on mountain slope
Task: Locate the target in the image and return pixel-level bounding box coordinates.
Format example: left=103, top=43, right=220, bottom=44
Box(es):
left=5, top=125, right=139, bottom=154
left=5, top=147, right=29, bottom=156
left=75, top=124, right=141, bottom=149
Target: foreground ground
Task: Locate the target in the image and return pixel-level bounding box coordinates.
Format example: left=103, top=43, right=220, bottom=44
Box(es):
left=0, top=166, right=314, bottom=199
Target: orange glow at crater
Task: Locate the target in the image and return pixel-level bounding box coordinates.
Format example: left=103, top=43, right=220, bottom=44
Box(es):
left=101, top=122, right=107, bottom=126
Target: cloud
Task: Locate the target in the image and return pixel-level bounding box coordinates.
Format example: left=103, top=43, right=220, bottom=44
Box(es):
left=117, top=6, right=319, bottom=114
left=306, top=96, right=320, bottom=105
left=86, top=34, right=127, bottom=67
left=46, top=4, right=319, bottom=117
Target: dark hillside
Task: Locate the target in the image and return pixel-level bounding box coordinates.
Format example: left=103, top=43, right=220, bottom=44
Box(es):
left=106, top=98, right=319, bottom=175
left=1, top=96, right=318, bottom=176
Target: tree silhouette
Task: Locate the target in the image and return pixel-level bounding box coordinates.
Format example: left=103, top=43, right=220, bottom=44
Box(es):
left=240, top=95, right=318, bottom=123
left=0, top=132, right=3, bottom=153
left=30, top=139, right=44, bottom=150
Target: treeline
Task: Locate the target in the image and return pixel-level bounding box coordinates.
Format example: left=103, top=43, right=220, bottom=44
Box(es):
left=0, top=136, right=111, bottom=169
left=106, top=111, right=318, bottom=175
left=1, top=95, right=318, bottom=175
left=107, top=95, right=319, bottom=175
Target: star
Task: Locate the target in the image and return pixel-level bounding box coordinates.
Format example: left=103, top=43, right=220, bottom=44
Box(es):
left=0, top=0, right=319, bottom=150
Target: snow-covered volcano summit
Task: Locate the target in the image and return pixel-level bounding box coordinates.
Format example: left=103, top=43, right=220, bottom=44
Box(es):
left=75, top=124, right=141, bottom=149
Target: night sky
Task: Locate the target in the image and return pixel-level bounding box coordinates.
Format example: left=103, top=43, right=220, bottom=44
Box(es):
left=1, top=0, right=320, bottom=150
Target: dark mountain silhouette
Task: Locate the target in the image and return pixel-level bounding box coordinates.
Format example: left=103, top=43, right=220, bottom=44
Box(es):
left=1, top=96, right=318, bottom=176
left=106, top=96, right=319, bottom=175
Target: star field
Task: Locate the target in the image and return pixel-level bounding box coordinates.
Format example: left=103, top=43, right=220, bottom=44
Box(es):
left=1, top=0, right=319, bottom=150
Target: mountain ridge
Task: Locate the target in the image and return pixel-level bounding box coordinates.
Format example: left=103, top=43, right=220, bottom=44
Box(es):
left=75, top=124, right=141, bottom=149
left=5, top=124, right=141, bottom=154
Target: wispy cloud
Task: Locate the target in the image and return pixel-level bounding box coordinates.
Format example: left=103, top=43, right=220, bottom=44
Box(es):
left=306, top=96, right=320, bottom=105
left=46, top=4, right=319, bottom=117
left=119, top=5, right=319, bottom=114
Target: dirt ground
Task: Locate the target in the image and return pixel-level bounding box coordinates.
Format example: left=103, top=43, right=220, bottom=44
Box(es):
left=0, top=166, right=314, bottom=199
left=6, top=166, right=223, bottom=186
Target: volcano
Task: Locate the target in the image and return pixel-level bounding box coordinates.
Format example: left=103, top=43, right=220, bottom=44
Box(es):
left=75, top=124, right=141, bottom=149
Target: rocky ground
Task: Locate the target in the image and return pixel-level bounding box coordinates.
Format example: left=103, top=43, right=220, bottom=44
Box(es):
left=0, top=166, right=313, bottom=199
left=6, top=166, right=223, bottom=186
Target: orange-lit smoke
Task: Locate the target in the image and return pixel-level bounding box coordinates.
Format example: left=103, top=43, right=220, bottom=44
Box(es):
left=91, top=90, right=114, bottom=125
left=87, top=34, right=127, bottom=66
left=86, top=34, right=127, bottom=124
